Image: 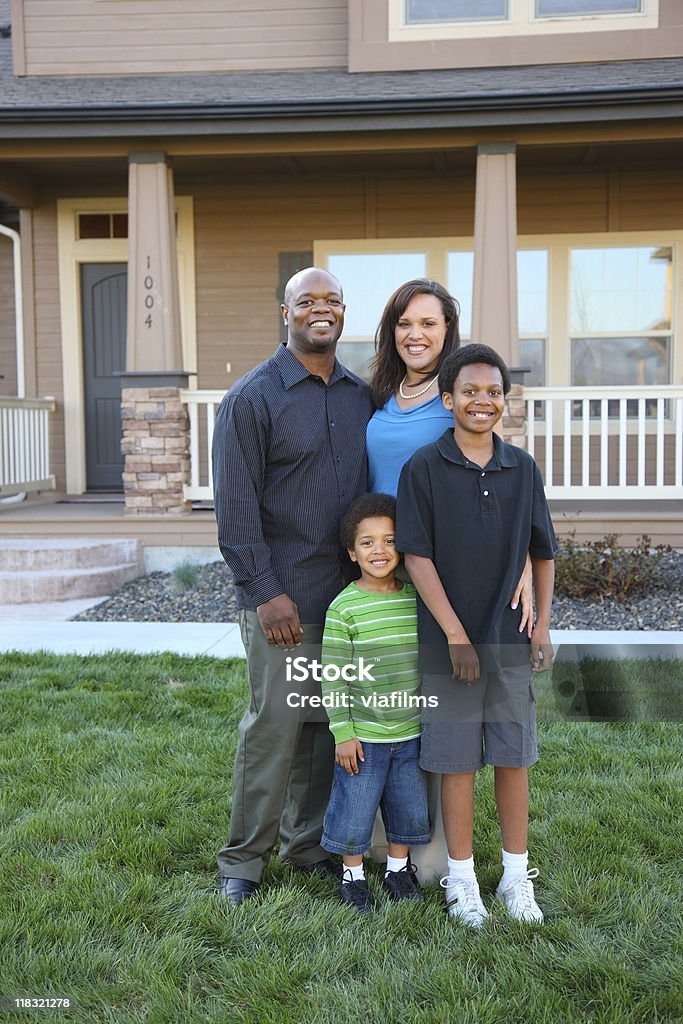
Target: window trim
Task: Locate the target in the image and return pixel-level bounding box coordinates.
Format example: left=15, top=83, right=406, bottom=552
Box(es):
left=390, top=0, right=658, bottom=41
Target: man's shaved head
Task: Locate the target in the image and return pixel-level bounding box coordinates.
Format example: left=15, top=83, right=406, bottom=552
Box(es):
left=283, top=267, right=343, bottom=307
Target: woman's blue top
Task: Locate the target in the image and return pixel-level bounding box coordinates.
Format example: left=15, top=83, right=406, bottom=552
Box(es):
left=367, top=392, right=453, bottom=497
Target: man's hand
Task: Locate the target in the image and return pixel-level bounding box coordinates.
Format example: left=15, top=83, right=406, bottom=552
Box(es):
left=448, top=642, right=480, bottom=684
left=511, top=553, right=534, bottom=638
left=335, top=738, right=364, bottom=775
left=530, top=624, right=553, bottom=673
left=257, top=594, right=303, bottom=649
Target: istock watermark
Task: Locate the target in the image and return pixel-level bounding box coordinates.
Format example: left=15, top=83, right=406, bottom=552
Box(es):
left=285, top=655, right=376, bottom=683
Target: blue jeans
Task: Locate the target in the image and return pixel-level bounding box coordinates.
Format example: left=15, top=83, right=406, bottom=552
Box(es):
left=321, top=738, right=431, bottom=856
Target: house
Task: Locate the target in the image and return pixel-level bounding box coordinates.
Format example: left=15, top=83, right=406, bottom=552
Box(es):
left=0, top=0, right=681, bottom=552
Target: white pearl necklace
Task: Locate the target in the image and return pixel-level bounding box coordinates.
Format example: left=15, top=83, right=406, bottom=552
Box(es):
left=399, top=374, right=438, bottom=400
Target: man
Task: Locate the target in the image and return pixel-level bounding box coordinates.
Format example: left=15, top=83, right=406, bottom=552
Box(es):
left=212, top=267, right=373, bottom=904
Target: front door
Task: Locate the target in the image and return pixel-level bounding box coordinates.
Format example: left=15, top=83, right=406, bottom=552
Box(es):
left=81, top=263, right=127, bottom=491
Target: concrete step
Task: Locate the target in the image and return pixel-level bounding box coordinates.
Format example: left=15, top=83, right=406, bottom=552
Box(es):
left=0, top=562, right=142, bottom=604
left=0, top=538, right=144, bottom=604
left=0, top=538, right=142, bottom=571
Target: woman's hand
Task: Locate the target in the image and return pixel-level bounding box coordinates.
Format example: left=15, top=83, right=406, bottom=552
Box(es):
left=336, top=738, right=364, bottom=775
left=511, top=553, right=534, bottom=638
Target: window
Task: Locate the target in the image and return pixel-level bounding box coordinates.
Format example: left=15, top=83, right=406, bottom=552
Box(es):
left=570, top=246, right=671, bottom=416
left=327, top=251, right=426, bottom=378
left=536, top=1, right=641, bottom=13
left=391, top=0, right=656, bottom=39
left=316, top=234, right=678, bottom=406
left=407, top=0, right=506, bottom=23
left=78, top=212, right=128, bottom=240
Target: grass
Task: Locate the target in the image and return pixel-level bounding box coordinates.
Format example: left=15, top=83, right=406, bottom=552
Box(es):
left=0, top=653, right=681, bottom=1024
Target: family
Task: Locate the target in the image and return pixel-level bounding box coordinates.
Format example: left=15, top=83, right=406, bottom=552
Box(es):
left=212, top=266, right=557, bottom=926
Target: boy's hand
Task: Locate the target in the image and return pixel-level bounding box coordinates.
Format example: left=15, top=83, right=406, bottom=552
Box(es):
left=530, top=625, right=553, bottom=673
left=336, top=739, right=364, bottom=775
left=448, top=642, right=480, bottom=685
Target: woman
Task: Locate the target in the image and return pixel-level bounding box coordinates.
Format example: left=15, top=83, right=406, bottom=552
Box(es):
left=365, top=279, right=532, bottom=880
left=368, top=279, right=459, bottom=496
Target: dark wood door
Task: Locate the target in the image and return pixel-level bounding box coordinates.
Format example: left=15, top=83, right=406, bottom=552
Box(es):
left=81, top=263, right=127, bottom=491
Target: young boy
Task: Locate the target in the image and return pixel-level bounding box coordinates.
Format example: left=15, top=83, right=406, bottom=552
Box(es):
left=320, top=492, right=432, bottom=914
left=396, top=344, right=557, bottom=928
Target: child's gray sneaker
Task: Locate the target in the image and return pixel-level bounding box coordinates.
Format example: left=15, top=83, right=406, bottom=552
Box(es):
left=440, top=876, right=488, bottom=929
left=495, top=868, right=544, bottom=923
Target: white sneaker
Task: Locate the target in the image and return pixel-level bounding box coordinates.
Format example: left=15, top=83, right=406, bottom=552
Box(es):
left=440, top=876, right=488, bottom=929
left=496, top=868, right=544, bottom=923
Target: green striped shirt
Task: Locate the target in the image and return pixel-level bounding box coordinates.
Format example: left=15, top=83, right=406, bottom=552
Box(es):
left=321, top=581, right=421, bottom=744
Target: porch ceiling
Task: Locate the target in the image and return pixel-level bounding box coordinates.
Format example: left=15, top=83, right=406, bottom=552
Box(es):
left=3, top=137, right=683, bottom=199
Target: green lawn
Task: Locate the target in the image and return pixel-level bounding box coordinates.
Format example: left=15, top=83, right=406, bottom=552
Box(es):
left=0, top=653, right=681, bottom=1024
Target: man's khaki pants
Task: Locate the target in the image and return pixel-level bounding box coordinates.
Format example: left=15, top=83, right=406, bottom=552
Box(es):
left=217, top=610, right=334, bottom=883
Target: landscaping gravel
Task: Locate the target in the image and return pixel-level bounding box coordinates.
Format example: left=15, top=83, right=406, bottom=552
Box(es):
left=73, top=552, right=683, bottom=630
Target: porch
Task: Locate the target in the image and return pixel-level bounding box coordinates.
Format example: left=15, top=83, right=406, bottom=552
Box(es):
left=1, top=383, right=681, bottom=549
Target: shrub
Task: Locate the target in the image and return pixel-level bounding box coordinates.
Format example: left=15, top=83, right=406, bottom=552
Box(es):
left=554, top=532, right=671, bottom=600
left=172, top=560, right=201, bottom=590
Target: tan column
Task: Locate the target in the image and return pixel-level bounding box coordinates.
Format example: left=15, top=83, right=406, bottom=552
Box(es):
left=126, top=152, right=183, bottom=374
left=471, top=142, right=519, bottom=366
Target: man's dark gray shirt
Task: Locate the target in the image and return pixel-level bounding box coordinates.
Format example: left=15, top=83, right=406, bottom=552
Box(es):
left=212, top=343, right=373, bottom=624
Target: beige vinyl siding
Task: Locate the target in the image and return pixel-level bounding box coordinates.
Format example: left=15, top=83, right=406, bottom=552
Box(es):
left=375, top=176, right=475, bottom=237
left=618, top=170, right=683, bottom=232
left=19, top=0, right=347, bottom=75
left=192, top=176, right=366, bottom=386
left=0, top=234, right=17, bottom=397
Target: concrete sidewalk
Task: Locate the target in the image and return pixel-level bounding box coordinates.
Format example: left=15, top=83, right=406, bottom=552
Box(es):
left=0, top=621, right=680, bottom=658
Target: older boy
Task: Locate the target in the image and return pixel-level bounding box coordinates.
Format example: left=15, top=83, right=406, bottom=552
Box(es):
left=396, top=344, right=557, bottom=928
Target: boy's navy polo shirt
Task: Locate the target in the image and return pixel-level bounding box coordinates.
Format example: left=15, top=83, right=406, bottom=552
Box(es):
left=396, top=428, right=558, bottom=674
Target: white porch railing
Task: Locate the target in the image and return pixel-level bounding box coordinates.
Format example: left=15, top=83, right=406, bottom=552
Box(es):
left=181, top=389, right=226, bottom=501
left=181, top=386, right=683, bottom=503
left=0, top=396, right=56, bottom=497
left=525, top=386, right=683, bottom=499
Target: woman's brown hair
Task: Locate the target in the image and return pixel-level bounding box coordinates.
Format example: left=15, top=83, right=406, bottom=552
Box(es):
left=369, top=279, right=460, bottom=408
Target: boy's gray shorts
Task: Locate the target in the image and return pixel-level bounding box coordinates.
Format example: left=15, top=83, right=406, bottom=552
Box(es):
left=419, top=665, right=538, bottom=774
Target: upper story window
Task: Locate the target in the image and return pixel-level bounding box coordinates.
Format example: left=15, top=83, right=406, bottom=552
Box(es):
left=393, top=0, right=656, bottom=39
left=407, top=1, right=507, bottom=22
left=536, top=1, right=641, bottom=13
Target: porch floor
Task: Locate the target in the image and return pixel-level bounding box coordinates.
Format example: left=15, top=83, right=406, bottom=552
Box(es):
left=0, top=494, right=680, bottom=547
left=0, top=494, right=219, bottom=548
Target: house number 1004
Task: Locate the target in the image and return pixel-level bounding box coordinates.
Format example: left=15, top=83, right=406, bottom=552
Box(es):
left=144, top=256, right=154, bottom=328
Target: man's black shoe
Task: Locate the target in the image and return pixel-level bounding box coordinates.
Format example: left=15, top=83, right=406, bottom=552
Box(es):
left=219, top=877, right=259, bottom=905
left=382, top=859, right=423, bottom=902
left=298, top=857, right=343, bottom=881
left=340, top=878, right=374, bottom=915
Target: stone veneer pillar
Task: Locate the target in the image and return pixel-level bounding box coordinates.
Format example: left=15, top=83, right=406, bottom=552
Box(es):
left=121, top=383, right=191, bottom=516
left=503, top=381, right=528, bottom=451
left=502, top=366, right=530, bottom=451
